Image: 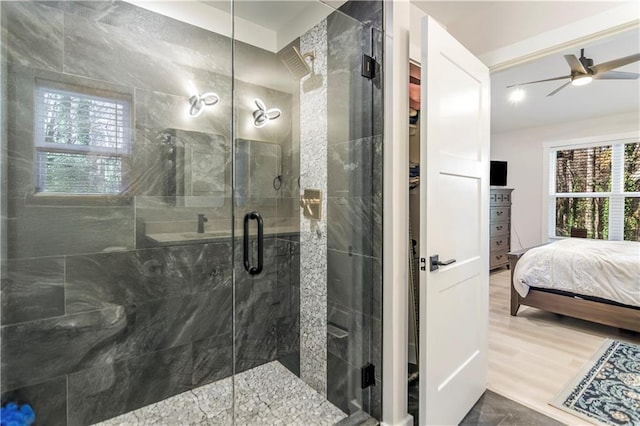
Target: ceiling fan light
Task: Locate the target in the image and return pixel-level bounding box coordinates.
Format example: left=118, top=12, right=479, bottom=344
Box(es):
left=508, top=88, right=525, bottom=104
left=571, top=75, right=593, bottom=86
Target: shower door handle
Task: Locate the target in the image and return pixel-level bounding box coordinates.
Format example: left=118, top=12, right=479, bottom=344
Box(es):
left=243, top=211, right=264, bottom=275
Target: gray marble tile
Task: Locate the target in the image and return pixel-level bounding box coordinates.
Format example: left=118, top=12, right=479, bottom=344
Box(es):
left=68, top=344, right=193, bottom=425
left=1, top=256, right=65, bottom=325
left=62, top=11, right=229, bottom=96
left=370, top=316, right=382, bottom=382
left=116, top=288, right=232, bottom=357
left=327, top=249, right=375, bottom=316
left=1, top=305, right=126, bottom=391
left=65, top=246, right=196, bottom=314
left=370, top=378, right=382, bottom=421
left=1, top=2, right=63, bottom=71
left=336, top=0, right=383, bottom=31
left=129, top=130, right=167, bottom=197
left=234, top=276, right=279, bottom=373
left=135, top=87, right=232, bottom=140
left=193, top=242, right=233, bottom=293
left=458, top=390, right=564, bottom=426
left=327, top=352, right=361, bottom=416
left=327, top=13, right=376, bottom=145
left=235, top=39, right=298, bottom=94
left=371, top=30, right=384, bottom=139
left=371, top=255, right=382, bottom=321
left=327, top=197, right=379, bottom=258
left=0, top=376, right=67, bottom=426
left=328, top=137, right=375, bottom=198
left=52, top=1, right=233, bottom=77
left=277, top=307, right=300, bottom=359
left=7, top=199, right=135, bottom=259
left=192, top=333, right=233, bottom=387
left=278, top=351, right=301, bottom=377
left=327, top=302, right=370, bottom=369
left=5, top=130, right=35, bottom=200
left=372, top=135, right=383, bottom=200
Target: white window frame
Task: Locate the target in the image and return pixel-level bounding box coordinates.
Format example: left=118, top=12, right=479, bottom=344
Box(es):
left=34, top=80, right=132, bottom=196
left=542, top=131, right=640, bottom=242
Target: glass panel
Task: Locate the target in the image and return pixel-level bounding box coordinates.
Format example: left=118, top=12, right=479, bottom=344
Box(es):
left=624, top=142, right=640, bottom=192
left=555, top=146, right=612, bottom=193
left=555, top=197, right=609, bottom=239
left=1, top=1, right=233, bottom=424
left=624, top=197, right=640, bottom=241
left=232, top=0, right=383, bottom=423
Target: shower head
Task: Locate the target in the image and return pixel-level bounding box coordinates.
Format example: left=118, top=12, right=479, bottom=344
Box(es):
left=279, top=46, right=315, bottom=80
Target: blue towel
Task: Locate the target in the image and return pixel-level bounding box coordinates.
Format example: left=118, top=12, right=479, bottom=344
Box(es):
left=0, top=402, right=35, bottom=426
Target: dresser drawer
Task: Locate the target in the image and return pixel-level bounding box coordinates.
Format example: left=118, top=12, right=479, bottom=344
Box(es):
left=490, top=207, right=510, bottom=222
left=490, top=235, right=509, bottom=251
left=490, top=251, right=509, bottom=268
left=490, top=222, right=508, bottom=237
left=490, top=191, right=512, bottom=206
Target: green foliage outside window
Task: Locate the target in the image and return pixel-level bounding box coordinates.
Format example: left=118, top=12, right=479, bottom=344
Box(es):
left=554, top=143, right=639, bottom=241
left=36, top=85, right=130, bottom=195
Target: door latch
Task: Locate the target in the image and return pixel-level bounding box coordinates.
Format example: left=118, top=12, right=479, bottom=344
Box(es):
left=429, top=254, right=456, bottom=271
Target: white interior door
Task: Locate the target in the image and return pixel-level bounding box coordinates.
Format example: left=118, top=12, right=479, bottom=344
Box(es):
left=418, top=15, right=490, bottom=426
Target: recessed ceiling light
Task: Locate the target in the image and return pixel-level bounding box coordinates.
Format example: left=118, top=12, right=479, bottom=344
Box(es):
left=509, top=88, right=525, bottom=104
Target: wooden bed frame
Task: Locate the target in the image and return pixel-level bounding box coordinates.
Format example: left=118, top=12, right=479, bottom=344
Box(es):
left=508, top=247, right=640, bottom=333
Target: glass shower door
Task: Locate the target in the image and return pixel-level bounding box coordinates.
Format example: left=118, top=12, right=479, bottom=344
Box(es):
left=231, top=0, right=384, bottom=423
left=0, top=1, right=236, bottom=424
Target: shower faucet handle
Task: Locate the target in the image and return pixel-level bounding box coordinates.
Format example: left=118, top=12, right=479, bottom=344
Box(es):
left=197, top=214, right=208, bottom=234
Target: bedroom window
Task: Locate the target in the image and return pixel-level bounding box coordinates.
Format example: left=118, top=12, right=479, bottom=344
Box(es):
left=34, top=82, right=132, bottom=195
left=549, top=139, right=640, bottom=241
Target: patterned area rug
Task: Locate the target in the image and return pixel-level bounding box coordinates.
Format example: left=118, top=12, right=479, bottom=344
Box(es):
left=551, top=339, right=640, bottom=426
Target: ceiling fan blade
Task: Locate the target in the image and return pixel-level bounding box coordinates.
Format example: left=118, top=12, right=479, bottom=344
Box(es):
left=546, top=81, right=571, bottom=97
left=564, top=54, right=588, bottom=74
left=506, top=75, right=570, bottom=88
left=590, top=53, right=640, bottom=74
left=594, top=70, right=640, bottom=80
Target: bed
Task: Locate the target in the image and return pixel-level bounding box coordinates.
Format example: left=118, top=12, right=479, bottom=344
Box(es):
left=508, top=238, right=640, bottom=333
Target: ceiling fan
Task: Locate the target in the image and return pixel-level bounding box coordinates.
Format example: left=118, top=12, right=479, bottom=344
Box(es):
left=507, top=49, right=640, bottom=97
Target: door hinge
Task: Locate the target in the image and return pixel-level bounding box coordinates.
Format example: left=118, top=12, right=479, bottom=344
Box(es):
left=361, top=54, right=376, bottom=79
left=361, top=363, right=376, bottom=389
left=420, top=257, right=426, bottom=271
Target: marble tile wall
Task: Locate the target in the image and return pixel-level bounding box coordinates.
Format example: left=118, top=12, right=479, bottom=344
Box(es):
left=325, top=0, right=383, bottom=419
left=0, top=1, right=300, bottom=424
left=299, top=19, right=329, bottom=396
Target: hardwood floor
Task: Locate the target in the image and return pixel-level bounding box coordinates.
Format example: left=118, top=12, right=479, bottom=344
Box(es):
left=488, top=269, right=640, bottom=425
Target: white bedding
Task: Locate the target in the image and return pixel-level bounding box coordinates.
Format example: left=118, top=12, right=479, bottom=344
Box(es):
left=513, top=238, right=640, bottom=308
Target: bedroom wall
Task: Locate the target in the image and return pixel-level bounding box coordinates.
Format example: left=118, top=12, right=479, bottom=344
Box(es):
left=490, top=110, right=640, bottom=250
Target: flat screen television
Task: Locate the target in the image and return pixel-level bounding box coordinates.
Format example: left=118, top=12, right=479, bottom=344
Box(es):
left=490, top=161, right=507, bottom=186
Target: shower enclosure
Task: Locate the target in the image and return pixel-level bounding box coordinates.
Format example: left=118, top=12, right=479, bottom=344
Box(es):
left=0, top=0, right=383, bottom=424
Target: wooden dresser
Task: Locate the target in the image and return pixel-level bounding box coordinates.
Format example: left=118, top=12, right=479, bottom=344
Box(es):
left=489, top=188, right=513, bottom=271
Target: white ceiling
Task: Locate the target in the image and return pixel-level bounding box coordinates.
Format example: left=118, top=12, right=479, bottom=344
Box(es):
left=411, top=1, right=627, bottom=58
left=411, top=1, right=640, bottom=134
left=490, top=28, right=640, bottom=134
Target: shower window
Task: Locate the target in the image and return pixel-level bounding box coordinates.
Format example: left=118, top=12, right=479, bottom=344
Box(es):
left=34, top=81, right=132, bottom=194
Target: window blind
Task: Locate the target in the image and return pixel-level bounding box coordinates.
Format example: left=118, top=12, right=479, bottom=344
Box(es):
left=34, top=84, right=131, bottom=194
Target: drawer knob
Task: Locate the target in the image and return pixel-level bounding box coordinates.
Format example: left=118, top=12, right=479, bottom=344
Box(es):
left=496, top=240, right=503, bottom=245
left=496, top=225, right=503, bottom=230
left=496, top=211, right=503, bottom=216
